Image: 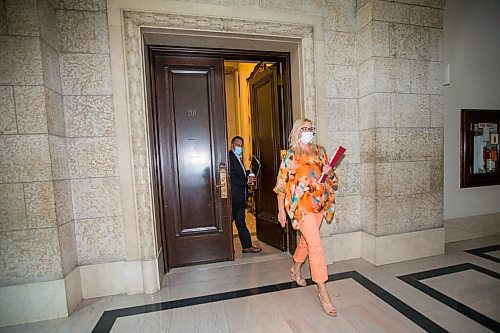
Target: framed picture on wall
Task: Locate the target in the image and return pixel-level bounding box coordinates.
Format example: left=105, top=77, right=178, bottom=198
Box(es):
left=461, top=109, right=500, bottom=188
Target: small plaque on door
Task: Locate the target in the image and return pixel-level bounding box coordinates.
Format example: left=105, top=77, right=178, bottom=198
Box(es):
left=219, top=164, right=228, bottom=199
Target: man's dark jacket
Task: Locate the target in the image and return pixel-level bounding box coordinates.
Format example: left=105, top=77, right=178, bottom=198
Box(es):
left=229, top=150, right=248, bottom=205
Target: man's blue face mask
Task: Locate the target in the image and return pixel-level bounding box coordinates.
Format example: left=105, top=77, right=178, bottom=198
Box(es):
left=234, top=146, right=243, bottom=156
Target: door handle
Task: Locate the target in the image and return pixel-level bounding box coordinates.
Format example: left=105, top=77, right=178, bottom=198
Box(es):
left=217, top=163, right=228, bottom=199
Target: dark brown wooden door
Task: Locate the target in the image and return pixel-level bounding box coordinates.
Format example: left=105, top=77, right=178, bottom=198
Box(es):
left=152, top=53, right=233, bottom=268
left=249, top=64, right=287, bottom=251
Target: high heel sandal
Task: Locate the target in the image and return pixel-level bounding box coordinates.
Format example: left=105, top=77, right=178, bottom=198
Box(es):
left=318, top=293, right=337, bottom=317
left=290, top=267, right=307, bottom=287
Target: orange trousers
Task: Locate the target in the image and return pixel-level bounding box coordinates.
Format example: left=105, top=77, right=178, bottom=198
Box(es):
left=293, top=212, right=328, bottom=283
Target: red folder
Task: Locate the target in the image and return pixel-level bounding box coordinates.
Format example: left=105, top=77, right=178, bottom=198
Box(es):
left=319, top=146, right=346, bottom=183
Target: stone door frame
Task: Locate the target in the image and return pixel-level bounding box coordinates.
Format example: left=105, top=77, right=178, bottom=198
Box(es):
left=108, top=1, right=326, bottom=292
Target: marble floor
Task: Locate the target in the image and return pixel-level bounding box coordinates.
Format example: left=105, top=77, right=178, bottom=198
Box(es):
left=1, top=236, right=499, bottom=333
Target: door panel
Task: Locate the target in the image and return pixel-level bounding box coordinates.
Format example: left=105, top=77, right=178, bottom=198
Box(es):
left=249, top=64, right=287, bottom=251
left=172, top=70, right=216, bottom=234
left=152, top=53, right=233, bottom=268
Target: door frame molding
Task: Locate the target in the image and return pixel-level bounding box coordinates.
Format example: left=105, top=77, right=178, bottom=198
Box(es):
left=108, top=4, right=326, bottom=293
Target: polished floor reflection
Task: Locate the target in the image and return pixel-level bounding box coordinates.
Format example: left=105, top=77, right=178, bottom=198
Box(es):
left=1, top=236, right=499, bottom=333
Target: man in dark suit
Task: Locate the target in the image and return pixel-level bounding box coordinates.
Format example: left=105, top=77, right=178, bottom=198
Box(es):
left=229, top=136, right=262, bottom=253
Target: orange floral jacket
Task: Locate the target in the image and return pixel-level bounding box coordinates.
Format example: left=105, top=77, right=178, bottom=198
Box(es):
left=273, top=145, right=338, bottom=224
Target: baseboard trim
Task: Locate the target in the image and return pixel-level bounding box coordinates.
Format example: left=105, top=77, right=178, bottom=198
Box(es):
left=362, top=228, right=445, bottom=266
left=322, top=228, right=445, bottom=266
left=64, top=267, right=82, bottom=314
left=444, top=212, right=500, bottom=243
left=322, top=231, right=362, bottom=263
left=0, top=279, right=68, bottom=327
left=80, top=258, right=160, bottom=299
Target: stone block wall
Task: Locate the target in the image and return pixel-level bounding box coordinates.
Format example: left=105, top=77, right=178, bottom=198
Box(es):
left=323, top=0, right=361, bottom=238
left=1, top=0, right=123, bottom=325
left=356, top=0, right=444, bottom=237
left=0, top=0, right=124, bottom=288
left=0, top=0, right=64, bottom=288
left=54, top=0, right=125, bottom=268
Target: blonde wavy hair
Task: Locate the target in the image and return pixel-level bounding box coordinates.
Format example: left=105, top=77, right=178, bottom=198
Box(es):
left=288, top=118, right=318, bottom=154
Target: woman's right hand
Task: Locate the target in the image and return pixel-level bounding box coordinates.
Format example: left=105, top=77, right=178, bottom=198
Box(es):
left=277, top=210, right=287, bottom=228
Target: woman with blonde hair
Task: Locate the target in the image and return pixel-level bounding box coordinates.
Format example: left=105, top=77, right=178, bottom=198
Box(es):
left=274, top=118, right=338, bottom=316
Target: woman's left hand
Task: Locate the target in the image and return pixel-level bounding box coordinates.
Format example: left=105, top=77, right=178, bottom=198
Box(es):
left=322, top=163, right=333, bottom=176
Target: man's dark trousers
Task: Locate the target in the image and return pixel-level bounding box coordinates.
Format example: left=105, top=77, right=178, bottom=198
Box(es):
left=229, top=150, right=252, bottom=249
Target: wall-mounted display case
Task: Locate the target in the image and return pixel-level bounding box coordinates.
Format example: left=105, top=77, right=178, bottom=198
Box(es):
left=461, top=109, right=500, bottom=188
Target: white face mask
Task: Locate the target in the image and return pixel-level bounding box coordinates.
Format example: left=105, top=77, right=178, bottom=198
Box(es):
left=299, top=131, right=314, bottom=144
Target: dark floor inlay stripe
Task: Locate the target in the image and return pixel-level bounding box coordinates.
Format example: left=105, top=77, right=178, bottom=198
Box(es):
left=351, top=271, right=447, bottom=333
left=92, top=270, right=446, bottom=333
left=398, top=262, right=500, bottom=332
left=465, top=244, right=500, bottom=263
